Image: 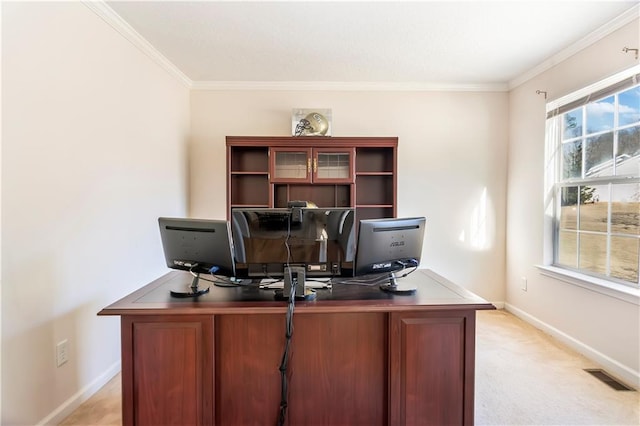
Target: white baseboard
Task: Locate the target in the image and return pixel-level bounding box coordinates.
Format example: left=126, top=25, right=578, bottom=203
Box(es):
left=504, top=303, right=639, bottom=389
left=490, top=301, right=505, bottom=309
left=30, top=302, right=637, bottom=424
left=37, top=361, right=121, bottom=426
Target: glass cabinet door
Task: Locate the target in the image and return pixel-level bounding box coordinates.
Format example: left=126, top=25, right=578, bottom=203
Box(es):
left=314, top=149, right=354, bottom=181
left=271, top=148, right=312, bottom=182
left=271, top=147, right=355, bottom=183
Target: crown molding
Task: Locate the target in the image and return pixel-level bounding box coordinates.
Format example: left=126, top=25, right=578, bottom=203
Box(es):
left=190, top=80, right=509, bottom=92
left=83, top=0, right=637, bottom=94
left=82, top=0, right=192, bottom=88
left=83, top=0, right=504, bottom=93
left=509, top=4, right=640, bottom=90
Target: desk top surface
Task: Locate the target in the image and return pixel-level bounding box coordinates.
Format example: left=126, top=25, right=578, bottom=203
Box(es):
left=99, top=269, right=494, bottom=316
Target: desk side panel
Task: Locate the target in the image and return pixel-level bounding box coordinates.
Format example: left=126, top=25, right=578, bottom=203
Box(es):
left=215, top=314, right=284, bottom=424
left=215, top=312, right=387, bottom=425
left=389, top=310, right=475, bottom=426
left=121, top=315, right=214, bottom=426
left=290, top=312, right=387, bottom=425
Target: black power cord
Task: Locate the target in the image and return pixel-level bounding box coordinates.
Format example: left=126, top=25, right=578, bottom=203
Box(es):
left=277, top=277, right=295, bottom=426
left=277, top=214, right=295, bottom=426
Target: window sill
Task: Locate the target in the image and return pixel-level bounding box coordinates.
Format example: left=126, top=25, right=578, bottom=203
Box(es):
left=536, top=265, right=640, bottom=306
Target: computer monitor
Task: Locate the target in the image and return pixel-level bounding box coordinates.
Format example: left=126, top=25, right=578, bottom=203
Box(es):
left=158, top=217, right=236, bottom=297
left=231, top=207, right=356, bottom=279
left=354, top=216, right=426, bottom=294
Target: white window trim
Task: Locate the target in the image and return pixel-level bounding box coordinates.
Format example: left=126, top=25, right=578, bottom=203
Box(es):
left=543, top=64, right=640, bottom=297
left=536, top=265, right=640, bottom=305
left=546, top=64, right=640, bottom=111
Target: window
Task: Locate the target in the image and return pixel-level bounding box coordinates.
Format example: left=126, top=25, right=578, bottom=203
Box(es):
left=546, top=67, right=640, bottom=289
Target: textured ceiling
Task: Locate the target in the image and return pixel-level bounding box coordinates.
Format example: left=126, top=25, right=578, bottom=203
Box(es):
left=106, top=1, right=639, bottom=87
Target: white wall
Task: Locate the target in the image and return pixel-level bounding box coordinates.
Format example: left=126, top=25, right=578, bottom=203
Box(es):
left=1, top=2, right=190, bottom=424
left=506, top=18, right=640, bottom=387
left=190, top=90, right=509, bottom=301
left=0, top=1, right=4, bottom=418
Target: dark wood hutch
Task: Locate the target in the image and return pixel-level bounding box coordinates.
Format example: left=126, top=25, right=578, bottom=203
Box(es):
left=226, top=136, right=397, bottom=220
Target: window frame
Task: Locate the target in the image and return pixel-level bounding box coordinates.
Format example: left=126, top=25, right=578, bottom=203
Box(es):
left=544, top=65, right=640, bottom=295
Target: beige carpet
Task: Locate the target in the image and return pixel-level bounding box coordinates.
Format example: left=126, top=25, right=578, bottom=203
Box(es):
left=58, top=373, right=121, bottom=426
left=59, top=310, right=639, bottom=425
left=475, top=310, right=639, bottom=426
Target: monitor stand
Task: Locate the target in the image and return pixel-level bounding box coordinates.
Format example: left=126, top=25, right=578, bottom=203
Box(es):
left=274, top=266, right=317, bottom=301
left=380, top=272, right=416, bottom=295
left=170, top=272, right=210, bottom=298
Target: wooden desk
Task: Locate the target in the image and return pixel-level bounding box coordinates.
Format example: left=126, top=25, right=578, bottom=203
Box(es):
left=99, top=269, right=494, bottom=426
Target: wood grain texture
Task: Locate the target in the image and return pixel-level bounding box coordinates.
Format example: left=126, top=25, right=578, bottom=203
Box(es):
left=215, top=312, right=387, bottom=425
left=106, top=269, right=493, bottom=425
left=98, top=269, right=494, bottom=316
left=389, top=311, right=475, bottom=426
left=122, top=316, right=213, bottom=426
left=287, top=313, right=387, bottom=425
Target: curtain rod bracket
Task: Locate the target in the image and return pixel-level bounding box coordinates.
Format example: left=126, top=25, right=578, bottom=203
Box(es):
left=622, top=47, right=638, bottom=60
left=536, top=90, right=548, bottom=99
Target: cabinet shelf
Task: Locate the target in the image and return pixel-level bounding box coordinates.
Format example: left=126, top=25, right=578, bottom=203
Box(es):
left=227, top=137, right=396, bottom=219
left=230, top=203, right=270, bottom=208
left=230, top=174, right=270, bottom=206
left=230, top=171, right=269, bottom=176
left=230, top=146, right=269, bottom=173
left=356, top=171, right=394, bottom=176
left=355, top=147, right=395, bottom=173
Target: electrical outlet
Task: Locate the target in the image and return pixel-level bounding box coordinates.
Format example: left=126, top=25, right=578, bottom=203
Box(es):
left=521, top=276, right=528, bottom=292
left=56, top=339, right=69, bottom=367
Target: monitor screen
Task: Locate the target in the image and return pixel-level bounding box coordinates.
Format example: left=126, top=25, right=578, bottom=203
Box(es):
left=231, top=207, right=356, bottom=278
left=158, top=217, right=236, bottom=297
left=354, top=216, right=426, bottom=293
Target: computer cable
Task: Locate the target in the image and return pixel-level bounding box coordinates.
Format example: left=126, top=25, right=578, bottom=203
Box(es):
left=391, top=259, right=419, bottom=279
left=277, top=276, right=295, bottom=426
left=333, top=260, right=419, bottom=286
left=332, top=268, right=402, bottom=286
left=211, top=276, right=247, bottom=287
left=331, top=275, right=385, bottom=286
left=184, top=265, right=251, bottom=288
left=277, top=214, right=295, bottom=426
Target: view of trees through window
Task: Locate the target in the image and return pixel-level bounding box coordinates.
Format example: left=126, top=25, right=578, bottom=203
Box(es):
left=556, top=84, right=639, bottom=286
